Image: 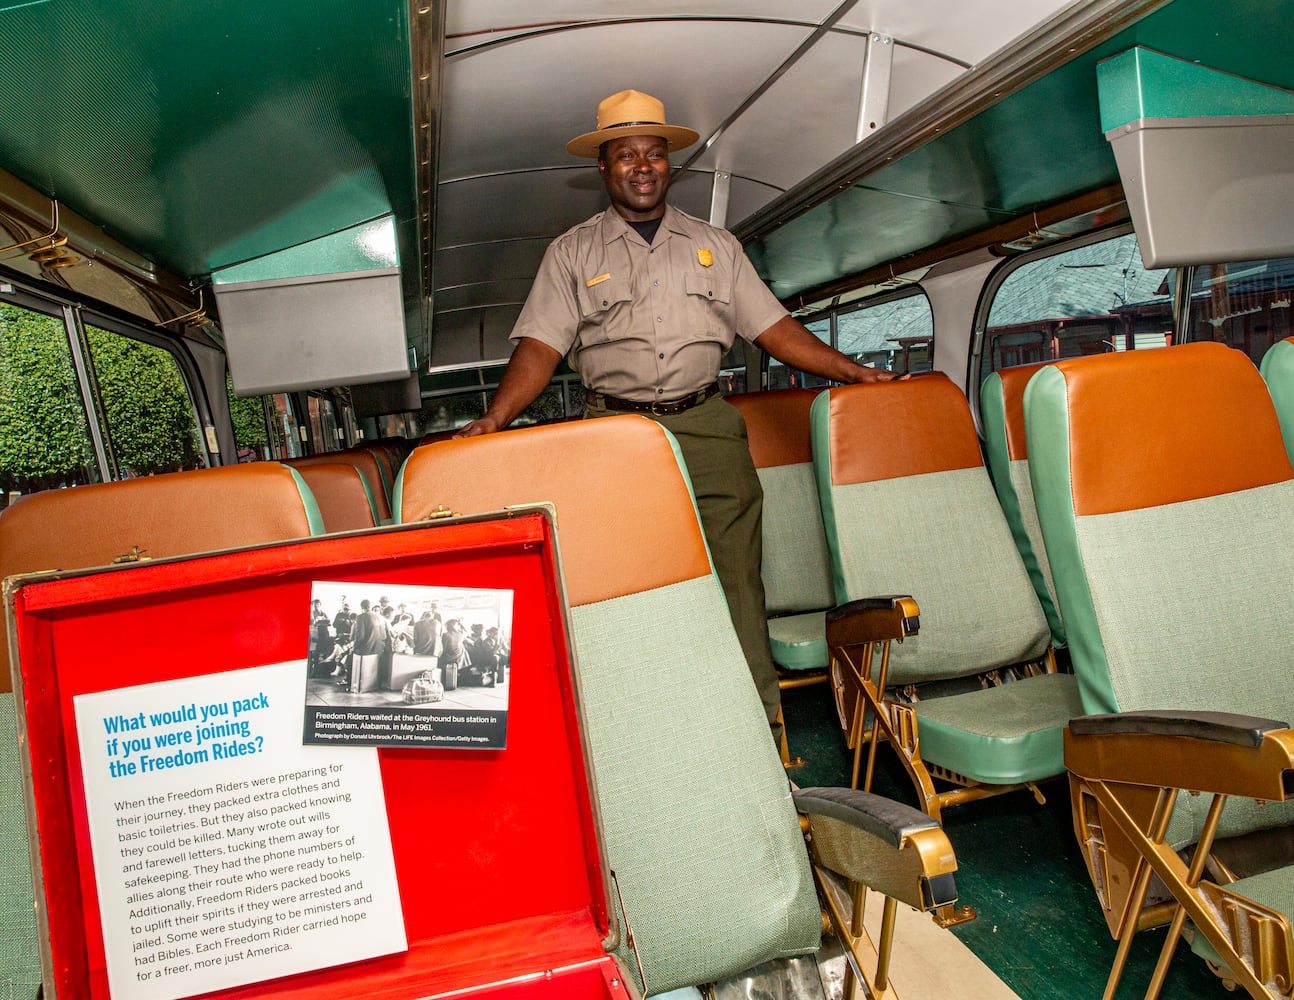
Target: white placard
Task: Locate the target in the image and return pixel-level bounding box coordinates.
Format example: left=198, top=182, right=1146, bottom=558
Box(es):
left=74, top=662, right=407, bottom=1000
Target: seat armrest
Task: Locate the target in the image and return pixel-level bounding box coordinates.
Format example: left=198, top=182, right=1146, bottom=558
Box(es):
left=1065, top=712, right=1294, bottom=802
left=794, top=786, right=957, bottom=910
left=1071, top=710, right=1287, bottom=747
left=824, top=596, right=920, bottom=648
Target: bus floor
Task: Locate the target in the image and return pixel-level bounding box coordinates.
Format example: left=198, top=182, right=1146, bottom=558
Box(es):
left=780, top=682, right=1232, bottom=1000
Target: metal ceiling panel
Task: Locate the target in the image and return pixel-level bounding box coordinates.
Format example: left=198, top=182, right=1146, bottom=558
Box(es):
left=833, top=0, right=1079, bottom=65
left=692, top=34, right=964, bottom=191
left=438, top=19, right=809, bottom=181
left=445, top=1, right=843, bottom=40
left=435, top=239, right=553, bottom=290
left=434, top=170, right=713, bottom=249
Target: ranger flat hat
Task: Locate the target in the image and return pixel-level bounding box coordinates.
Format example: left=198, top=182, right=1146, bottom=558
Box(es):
left=566, top=90, right=700, bottom=158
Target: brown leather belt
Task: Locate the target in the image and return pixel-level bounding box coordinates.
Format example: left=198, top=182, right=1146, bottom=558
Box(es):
left=586, top=382, right=721, bottom=416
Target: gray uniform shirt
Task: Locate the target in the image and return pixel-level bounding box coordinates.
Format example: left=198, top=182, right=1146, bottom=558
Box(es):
left=510, top=204, right=788, bottom=402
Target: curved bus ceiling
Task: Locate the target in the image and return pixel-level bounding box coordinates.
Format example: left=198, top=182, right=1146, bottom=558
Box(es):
left=0, top=0, right=1290, bottom=386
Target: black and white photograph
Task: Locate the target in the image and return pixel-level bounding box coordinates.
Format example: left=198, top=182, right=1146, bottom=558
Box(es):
left=303, top=580, right=513, bottom=749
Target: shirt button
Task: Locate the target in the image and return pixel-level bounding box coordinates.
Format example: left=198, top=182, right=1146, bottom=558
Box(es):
left=602, top=299, right=609, bottom=307
left=658, top=353, right=664, bottom=359
left=653, top=280, right=659, bottom=287
left=656, top=316, right=663, bottom=323
left=707, top=290, right=713, bottom=297
left=657, top=388, right=664, bottom=394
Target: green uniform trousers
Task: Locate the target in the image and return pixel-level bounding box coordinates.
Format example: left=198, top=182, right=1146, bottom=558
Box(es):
left=585, top=394, right=782, bottom=743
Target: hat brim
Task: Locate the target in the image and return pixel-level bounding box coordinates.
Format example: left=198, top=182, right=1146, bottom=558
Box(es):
left=566, top=123, right=700, bottom=158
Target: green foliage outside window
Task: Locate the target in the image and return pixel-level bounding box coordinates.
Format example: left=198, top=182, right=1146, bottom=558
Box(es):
left=0, top=303, right=95, bottom=492
left=86, top=326, right=204, bottom=476
left=1, top=302, right=207, bottom=496
left=226, top=374, right=278, bottom=459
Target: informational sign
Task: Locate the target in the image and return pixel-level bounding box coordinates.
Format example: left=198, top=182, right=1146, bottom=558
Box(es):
left=302, top=580, right=513, bottom=749
left=74, top=662, right=406, bottom=1000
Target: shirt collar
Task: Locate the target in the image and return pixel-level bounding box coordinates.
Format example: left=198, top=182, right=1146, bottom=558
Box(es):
left=599, top=204, right=689, bottom=246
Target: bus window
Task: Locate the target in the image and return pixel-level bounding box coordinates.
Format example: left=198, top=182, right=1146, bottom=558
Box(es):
left=84, top=323, right=208, bottom=478
left=1186, top=258, right=1294, bottom=366
left=510, top=385, right=565, bottom=426
left=837, top=293, right=933, bottom=375
left=0, top=300, right=101, bottom=506
left=226, top=374, right=278, bottom=462
left=265, top=393, right=304, bottom=458
left=306, top=394, right=347, bottom=452
left=978, top=231, right=1175, bottom=389
left=769, top=317, right=833, bottom=390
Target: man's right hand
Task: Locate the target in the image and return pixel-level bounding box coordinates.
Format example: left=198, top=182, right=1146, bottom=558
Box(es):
left=453, top=416, right=503, bottom=439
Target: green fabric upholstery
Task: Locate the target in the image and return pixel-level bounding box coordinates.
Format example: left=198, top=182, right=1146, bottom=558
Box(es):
left=0, top=696, right=40, bottom=1000
left=282, top=464, right=327, bottom=535
left=809, top=388, right=1078, bottom=789
left=1260, top=338, right=1294, bottom=467
left=980, top=370, right=1067, bottom=645
left=767, top=611, right=829, bottom=671
left=1189, top=866, right=1294, bottom=967
left=913, top=672, right=1079, bottom=785
left=822, top=468, right=1050, bottom=685
left=572, top=576, right=821, bottom=994
left=756, top=463, right=835, bottom=616
left=1025, top=362, right=1294, bottom=846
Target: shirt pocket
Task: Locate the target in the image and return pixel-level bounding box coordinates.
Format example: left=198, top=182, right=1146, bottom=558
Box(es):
left=684, top=271, right=733, bottom=340
left=576, top=276, right=633, bottom=342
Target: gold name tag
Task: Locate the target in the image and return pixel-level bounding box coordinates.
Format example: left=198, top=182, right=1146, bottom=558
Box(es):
left=586, top=273, right=611, bottom=287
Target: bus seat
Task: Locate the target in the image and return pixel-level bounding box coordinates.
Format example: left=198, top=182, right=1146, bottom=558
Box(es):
left=286, top=450, right=392, bottom=522
left=0, top=461, right=323, bottom=1000
left=1259, top=336, right=1294, bottom=466
left=394, top=417, right=960, bottom=997
left=291, top=461, right=379, bottom=532
left=727, top=389, right=832, bottom=762
left=811, top=374, right=1082, bottom=824
left=357, top=443, right=397, bottom=499
left=1025, top=341, right=1294, bottom=998
left=980, top=362, right=1067, bottom=647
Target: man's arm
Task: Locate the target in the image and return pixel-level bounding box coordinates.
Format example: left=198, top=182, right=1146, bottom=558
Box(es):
left=455, top=338, right=564, bottom=437
left=754, top=315, right=900, bottom=384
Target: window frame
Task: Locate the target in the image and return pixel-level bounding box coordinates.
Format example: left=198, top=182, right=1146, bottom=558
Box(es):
left=0, top=273, right=213, bottom=487
left=79, top=306, right=215, bottom=476
left=771, top=285, right=935, bottom=389
left=966, top=222, right=1179, bottom=421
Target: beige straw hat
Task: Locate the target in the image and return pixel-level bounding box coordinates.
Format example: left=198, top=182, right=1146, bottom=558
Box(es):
left=566, top=90, right=700, bottom=158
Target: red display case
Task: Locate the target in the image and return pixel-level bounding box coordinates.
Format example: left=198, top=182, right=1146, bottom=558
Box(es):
left=6, top=510, right=636, bottom=1000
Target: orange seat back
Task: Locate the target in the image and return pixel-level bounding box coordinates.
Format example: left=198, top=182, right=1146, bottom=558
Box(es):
left=292, top=462, right=378, bottom=532
left=396, top=416, right=711, bottom=607
left=0, top=463, right=322, bottom=691
left=286, top=450, right=391, bottom=521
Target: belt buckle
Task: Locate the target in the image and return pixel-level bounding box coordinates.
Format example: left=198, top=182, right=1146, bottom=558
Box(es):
left=650, top=399, right=665, bottom=416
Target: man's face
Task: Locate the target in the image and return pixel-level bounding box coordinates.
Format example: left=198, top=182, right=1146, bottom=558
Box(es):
left=599, top=135, right=670, bottom=221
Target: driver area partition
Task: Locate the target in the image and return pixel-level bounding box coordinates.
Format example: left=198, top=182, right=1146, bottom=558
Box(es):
left=6, top=510, right=631, bottom=1000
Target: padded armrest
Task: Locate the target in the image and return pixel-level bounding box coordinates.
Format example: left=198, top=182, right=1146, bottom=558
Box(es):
left=793, top=787, right=939, bottom=846
left=794, top=786, right=957, bottom=910
left=1070, top=710, right=1288, bottom=748
left=825, top=595, right=920, bottom=647
left=1065, top=713, right=1294, bottom=802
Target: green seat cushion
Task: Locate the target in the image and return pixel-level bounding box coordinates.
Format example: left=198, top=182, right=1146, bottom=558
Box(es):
left=757, top=463, right=835, bottom=615
left=571, top=575, right=821, bottom=993
left=819, top=466, right=1051, bottom=686
left=768, top=610, right=828, bottom=670
left=0, top=697, right=41, bottom=999
left=1189, top=865, right=1294, bottom=968
left=913, top=672, right=1083, bottom=785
